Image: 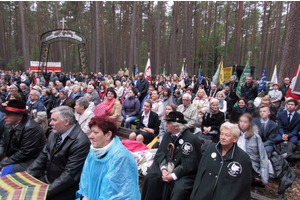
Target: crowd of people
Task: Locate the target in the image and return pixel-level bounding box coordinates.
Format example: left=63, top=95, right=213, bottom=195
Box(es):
left=0, top=68, right=299, bottom=200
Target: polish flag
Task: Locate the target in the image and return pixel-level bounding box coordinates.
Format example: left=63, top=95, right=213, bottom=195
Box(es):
left=286, top=63, right=300, bottom=100
left=144, top=57, right=152, bottom=83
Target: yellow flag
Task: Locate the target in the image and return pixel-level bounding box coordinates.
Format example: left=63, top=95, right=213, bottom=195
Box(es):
left=218, top=59, right=224, bottom=85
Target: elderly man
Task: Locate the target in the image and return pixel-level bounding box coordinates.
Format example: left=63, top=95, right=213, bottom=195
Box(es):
left=177, top=93, right=198, bottom=133
left=87, top=85, right=101, bottom=106
left=136, top=72, right=149, bottom=102
left=241, top=76, right=258, bottom=101
left=142, top=111, right=202, bottom=200
left=27, top=89, right=48, bottom=133
left=208, top=84, right=219, bottom=99
left=190, top=122, right=252, bottom=200
left=0, top=100, right=46, bottom=176
left=27, top=106, right=90, bottom=200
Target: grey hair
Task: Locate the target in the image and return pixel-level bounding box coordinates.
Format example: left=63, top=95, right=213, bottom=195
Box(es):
left=87, top=85, right=94, bottom=90
left=20, top=83, right=28, bottom=89
left=183, top=93, right=191, bottom=100
left=59, top=89, right=68, bottom=95
left=209, top=98, right=219, bottom=105
left=51, top=106, right=76, bottom=125
left=84, top=93, right=93, bottom=101
left=31, top=89, right=40, bottom=97
left=220, top=122, right=240, bottom=138
left=169, top=121, right=185, bottom=132
left=76, top=97, right=89, bottom=109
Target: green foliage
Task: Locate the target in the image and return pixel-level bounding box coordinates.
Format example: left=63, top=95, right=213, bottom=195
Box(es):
left=7, top=51, right=24, bottom=71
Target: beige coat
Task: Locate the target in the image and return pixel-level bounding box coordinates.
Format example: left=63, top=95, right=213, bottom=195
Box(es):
left=107, top=100, right=122, bottom=129
left=75, top=109, right=95, bottom=136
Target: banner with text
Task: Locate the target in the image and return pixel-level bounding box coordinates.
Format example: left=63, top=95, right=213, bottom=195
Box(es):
left=30, top=61, right=61, bottom=72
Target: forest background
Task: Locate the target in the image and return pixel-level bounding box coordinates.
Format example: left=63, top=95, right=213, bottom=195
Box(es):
left=1, top=1, right=300, bottom=84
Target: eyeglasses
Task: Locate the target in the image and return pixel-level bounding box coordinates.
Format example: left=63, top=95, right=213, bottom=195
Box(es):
left=182, top=99, right=190, bottom=101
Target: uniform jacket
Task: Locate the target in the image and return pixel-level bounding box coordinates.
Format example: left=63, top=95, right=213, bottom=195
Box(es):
left=0, top=115, right=46, bottom=171
left=253, top=118, right=278, bottom=148
left=277, top=111, right=300, bottom=137
left=190, top=143, right=252, bottom=200
left=26, top=123, right=90, bottom=199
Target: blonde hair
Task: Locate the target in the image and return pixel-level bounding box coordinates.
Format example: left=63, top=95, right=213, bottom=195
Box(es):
left=196, top=89, right=208, bottom=100
left=216, top=91, right=225, bottom=98
left=220, top=122, right=241, bottom=138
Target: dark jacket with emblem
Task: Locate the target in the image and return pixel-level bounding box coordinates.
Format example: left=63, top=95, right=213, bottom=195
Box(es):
left=190, top=142, right=252, bottom=200
left=26, top=123, right=90, bottom=200
left=142, top=129, right=202, bottom=200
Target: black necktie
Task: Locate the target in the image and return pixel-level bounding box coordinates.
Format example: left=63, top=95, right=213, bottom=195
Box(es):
left=261, top=122, right=265, bottom=137
left=288, top=113, right=292, bottom=125
left=56, top=135, right=63, bottom=147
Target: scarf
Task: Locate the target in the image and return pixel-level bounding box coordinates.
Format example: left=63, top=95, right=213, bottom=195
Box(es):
left=94, top=98, right=116, bottom=116
left=99, top=86, right=107, bottom=100
left=237, top=105, right=247, bottom=114
left=91, top=137, right=115, bottom=158
left=208, top=107, right=219, bottom=118
left=217, top=98, right=225, bottom=109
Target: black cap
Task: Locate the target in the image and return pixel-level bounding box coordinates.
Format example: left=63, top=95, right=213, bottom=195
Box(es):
left=0, top=99, right=27, bottom=114
left=164, top=111, right=187, bottom=124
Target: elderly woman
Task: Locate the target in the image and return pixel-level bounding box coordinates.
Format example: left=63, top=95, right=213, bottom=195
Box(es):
left=93, top=88, right=122, bottom=128
left=216, top=91, right=227, bottom=114
left=83, top=93, right=95, bottom=112
left=76, top=116, right=140, bottom=200
left=191, top=122, right=252, bottom=200
left=69, top=85, right=83, bottom=100
left=158, top=103, right=177, bottom=144
left=237, top=113, right=269, bottom=185
left=121, top=88, right=140, bottom=128
left=74, top=97, right=95, bottom=136
left=129, top=99, right=160, bottom=144
left=229, top=97, right=251, bottom=124
left=201, top=98, right=225, bottom=143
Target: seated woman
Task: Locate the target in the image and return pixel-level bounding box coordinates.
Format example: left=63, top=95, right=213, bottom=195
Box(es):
left=94, top=88, right=122, bottom=128
left=76, top=116, right=140, bottom=200
left=160, top=88, right=174, bottom=111
left=121, top=88, right=140, bottom=128
left=74, top=97, right=95, bottom=136
left=201, top=99, right=225, bottom=143
left=158, top=103, right=177, bottom=144
left=129, top=99, right=160, bottom=144
left=229, top=97, right=251, bottom=124
left=151, top=90, right=164, bottom=120
left=98, top=84, right=107, bottom=103
left=237, top=113, right=269, bottom=185
left=193, top=89, right=209, bottom=115
left=216, top=91, right=227, bottom=114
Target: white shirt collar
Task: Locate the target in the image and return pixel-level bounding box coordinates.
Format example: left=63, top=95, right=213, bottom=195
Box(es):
left=261, top=118, right=269, bottom=124
left=287, top=110, right=295, bottom=116
left=142, top=111, right=150, bottom=117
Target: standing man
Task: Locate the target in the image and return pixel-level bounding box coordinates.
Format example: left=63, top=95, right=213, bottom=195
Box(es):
left=279, top=77, right=290, bottom=101
left=184, top=73, right=191, bottom=89
left=241, top=76, right=258, bottom=101
left=142, top=111, right=202, bottom=200
left=27, top=106, right=90, bottom=200
left=177, top=93, right=198, bottom=133
left=136, top=72, right=149, bottom=103
left=0, top=100, right=46, bottom=176
left=226, top=75, right=238, bottom=102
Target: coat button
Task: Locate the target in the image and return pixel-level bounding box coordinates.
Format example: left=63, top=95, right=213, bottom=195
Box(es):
left=209, top=173, right=211, bottom=175
left=215, top=176, right=218, bottom=178
left=174, top=159, right=176, bottom=161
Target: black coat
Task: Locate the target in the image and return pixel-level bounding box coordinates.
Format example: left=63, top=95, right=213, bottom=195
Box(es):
left=241, top=82, right=258, bottom=101
left=201, top=111, right=225, bottom=142
left=0, top=115, right=46, bottom=172
left=229, top=106, right=251, bottom=124
left=226, top=81, right=238, bottom=101
left=142, top=129, right=202, bottom=200
left=253, top=118, right=278, bottom=148
left=136, top=78, right=149, bottom=101
left=190, top=143, right=252, bottom=200
left=26, top=123, right=91, bottom=200
left=138, top=111, right=160, bottom=136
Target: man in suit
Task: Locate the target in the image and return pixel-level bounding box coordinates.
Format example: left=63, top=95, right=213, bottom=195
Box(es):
left=279, top=77, right=290, bottom=102
left=58, top=89, right=69, bottom=106
left=253, top=105, right=278, bottom=154
left=27, top=106, right=90, bottom=200
left=136, top=72, right=149, bottom=103
left=275, top=98, right=300, bottom=145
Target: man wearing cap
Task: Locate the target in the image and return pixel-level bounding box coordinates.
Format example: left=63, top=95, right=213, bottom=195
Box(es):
left=142, top=111, right=202, bottom=200
left=268, top=83, right=282, bottom=109
left=0, top=100, right=46, bottom=176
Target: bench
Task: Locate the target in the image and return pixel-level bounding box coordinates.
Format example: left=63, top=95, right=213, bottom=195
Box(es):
left=116, top=127, right=134, bottom=139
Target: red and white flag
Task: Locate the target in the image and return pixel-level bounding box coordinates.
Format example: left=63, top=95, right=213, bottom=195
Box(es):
left=144, top=57, right=152, bottom=83
left=286, top=63, right=300, bottom=100
left=179, top=62, right=185, bottom=88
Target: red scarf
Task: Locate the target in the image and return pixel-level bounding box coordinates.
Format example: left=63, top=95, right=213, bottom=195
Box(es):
left=94, top=98, right=116, bottom=116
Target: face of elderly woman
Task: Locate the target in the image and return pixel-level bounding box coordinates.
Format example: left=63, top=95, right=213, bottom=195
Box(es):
left=107, top=91, right=114, bottom=100
left=89, top=125, right=112, bottom=148
left=239, top=116, right=250, bottom=132
left=220, top=128, right=238, bottom=147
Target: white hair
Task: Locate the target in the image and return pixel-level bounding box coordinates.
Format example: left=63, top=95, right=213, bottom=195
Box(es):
left=51, top=106, right=76, bottom=125
left=183, top=93, right=191, bottom=100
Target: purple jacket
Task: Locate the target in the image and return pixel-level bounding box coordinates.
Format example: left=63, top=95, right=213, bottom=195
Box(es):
left=121, top=96, right=140, bottom=117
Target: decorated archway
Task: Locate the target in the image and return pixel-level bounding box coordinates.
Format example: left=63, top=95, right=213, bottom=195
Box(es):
left=38, top=28, right=88, bottom=74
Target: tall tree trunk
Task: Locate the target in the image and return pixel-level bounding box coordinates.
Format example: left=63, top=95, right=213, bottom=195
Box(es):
left=155, top=1, right=161, bottom=75
left=211, top=2, right=217, bottom=77
left=271, top=2, right=283, bottom=69
left=278, top=2, right=290, bottom=67
left=54, top=2, right=64, bottom=70
left=95, top=2, right=101, bottom=72
left=171, top=2, right=179, bottom=74
left=279, top=1, right=300, bottom=84
left=224, top=1, right=231, bottom=66
left=204, top=2, right=213, bottom=76
left=100, top=2, right=106, bottom=73
left=233, top=1, right=243, bottom=65
left=129, top=1, right=137, bottom=77
left=18, top=1, right=30, bottom=71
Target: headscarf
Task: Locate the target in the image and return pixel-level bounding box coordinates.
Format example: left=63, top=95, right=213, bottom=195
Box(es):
left=99, top=84, right=107, bottom=100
